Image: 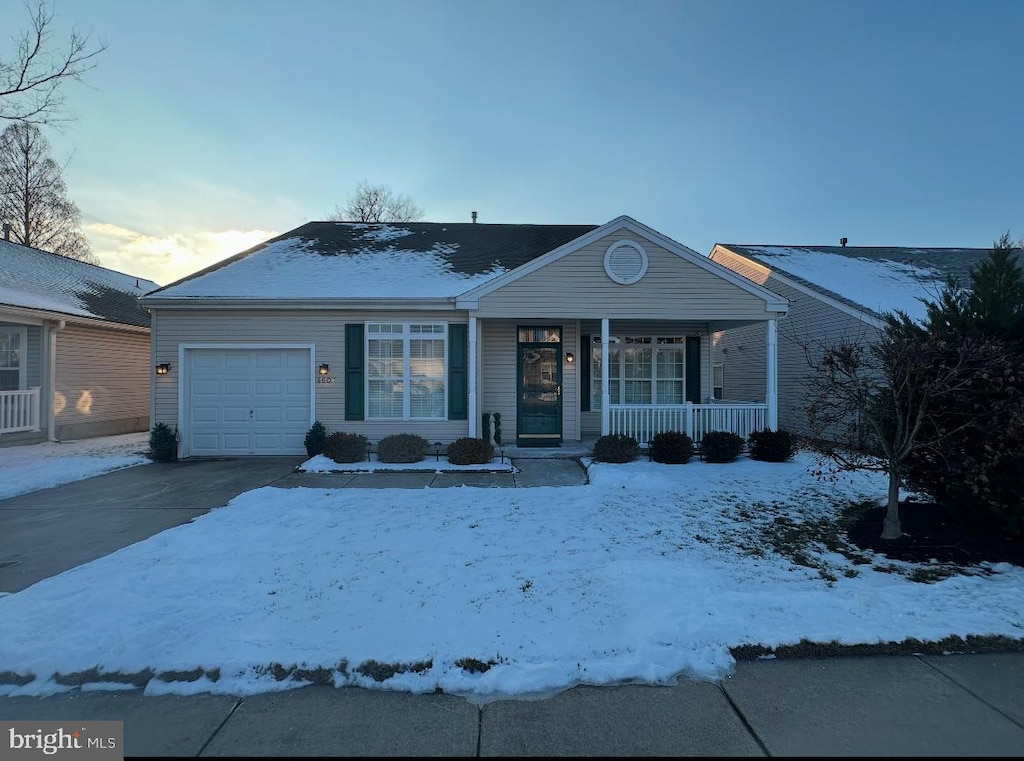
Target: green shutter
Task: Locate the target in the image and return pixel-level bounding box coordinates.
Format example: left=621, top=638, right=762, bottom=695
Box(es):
left=345, top=323, right=364, bottom=421
left=448, top=323, right=468, bottom=420
left=685, top=336, right=701, bottom=404
left=580, top=335, right=591, bottom=412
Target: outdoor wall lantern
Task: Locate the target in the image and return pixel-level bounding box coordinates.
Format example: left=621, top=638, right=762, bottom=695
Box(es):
left=155, top=363, right=171, bottom=375
left=565, top=352, right=575, bottom=364
left=318, top=364, right=330, bottom=375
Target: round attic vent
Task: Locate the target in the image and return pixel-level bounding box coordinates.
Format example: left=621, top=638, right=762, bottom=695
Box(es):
left=603, top=240, right=648, bottom=285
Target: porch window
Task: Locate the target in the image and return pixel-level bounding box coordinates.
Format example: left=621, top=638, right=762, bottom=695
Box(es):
left=713, top=364, right=725, bottom=400
left=0, top=330, right=25, bottom=391
left=591, top=335, right=688, bottom=410
left=367, top=323, right=446, bottom=419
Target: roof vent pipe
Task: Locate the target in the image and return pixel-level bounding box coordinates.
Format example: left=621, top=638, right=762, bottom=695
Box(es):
left=840, top=237, right=848, bottom=247
left=471, top=211, right=477, bottom=223
left=2, top=223, right=10, bottom=241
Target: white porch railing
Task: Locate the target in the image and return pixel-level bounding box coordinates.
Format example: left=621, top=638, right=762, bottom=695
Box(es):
left=608, top=402, right=768, bottom=443
left=0, top=388, right=41, bottom=435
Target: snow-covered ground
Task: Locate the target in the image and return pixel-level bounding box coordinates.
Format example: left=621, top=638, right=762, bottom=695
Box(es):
left=0, top=433, right=150, bottom=500
left=0, top=453, right=1021, bottom=702
left=300, top=453, right=518, bottom=473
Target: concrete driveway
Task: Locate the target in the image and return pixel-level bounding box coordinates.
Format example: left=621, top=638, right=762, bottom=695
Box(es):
left=0, top=457, right=303, bottom=593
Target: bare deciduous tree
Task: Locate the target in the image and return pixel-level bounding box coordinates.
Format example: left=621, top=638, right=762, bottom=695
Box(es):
left=1, top=1, right=107, bottom=125
left=806, top=314, right=1007, bottom=539
left=0, top=120, right=94, bottom=261
left=329, top=181, right=424, bottom=223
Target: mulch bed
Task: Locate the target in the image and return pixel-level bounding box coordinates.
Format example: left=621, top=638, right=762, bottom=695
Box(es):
left=846, top=500, right=1024, bottom=567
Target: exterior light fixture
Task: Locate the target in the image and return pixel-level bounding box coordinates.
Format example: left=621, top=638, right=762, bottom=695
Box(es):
left=318, top=364, right=330, bottom=376
left=155, top=363, right=171, bottom=375
left=565, top=352, right=575, bottom=364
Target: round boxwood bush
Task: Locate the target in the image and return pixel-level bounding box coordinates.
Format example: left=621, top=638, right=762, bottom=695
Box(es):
left=377, top=433, right=429, bottom=463
left=748, top=428, right=797, bottom=462
left=149, top=422, right=177, bottom=462
left=593, top=434, right=640, bottom=463
left=650, top=431, right=694, bottom=464
left=700, top=431, right=745, bottom=463
left=304, top=421, right=327, bottom=457
left=446, top=437, right=495, bottom=465
left=323, top=431, right=369, bottom=463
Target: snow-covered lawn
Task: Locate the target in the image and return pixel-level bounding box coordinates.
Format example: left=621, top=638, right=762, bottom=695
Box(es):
left=1, top=453, right=1021, bottom=702
left=0, top=433, right=150, bottom=500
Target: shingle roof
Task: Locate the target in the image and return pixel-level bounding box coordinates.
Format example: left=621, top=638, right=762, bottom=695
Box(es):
left=719, top=245, right=1024, bottom=322
left=148, top=222, right=600, bottom=300
left=0, top=240, right=157, bottom=327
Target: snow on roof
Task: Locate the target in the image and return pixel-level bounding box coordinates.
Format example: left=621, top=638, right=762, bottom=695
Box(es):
left=0, top=240, right=158, bottom=327
left=155, top=235, right=508, bottom=299
left=150, top=222, right=601, bottom=301
left=731, top=246, right=951, bottom=321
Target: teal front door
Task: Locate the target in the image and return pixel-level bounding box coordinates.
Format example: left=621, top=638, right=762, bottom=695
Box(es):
left=517, top=342, right=562, bottom=446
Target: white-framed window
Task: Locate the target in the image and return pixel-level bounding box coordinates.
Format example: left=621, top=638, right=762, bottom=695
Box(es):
left=366, top=322, right=446, bottom=419
left=713, top=364, right=725, bottom=400
left=591, top=335, right=688, bottom=410
left=0, top=329, right=26, bottom=391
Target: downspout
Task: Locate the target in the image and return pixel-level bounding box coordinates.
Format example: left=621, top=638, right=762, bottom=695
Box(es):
left=46, top=319, right=66, bottom=441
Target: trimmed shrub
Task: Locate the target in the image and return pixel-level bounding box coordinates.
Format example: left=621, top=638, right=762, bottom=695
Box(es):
left=149, top=422, right=177, bottom=462
left=304, top=421, right=327, bottom=457
left=446, top=437, right=495, bottom=465
left=650, top=431, right=694, bottom=464
left=748, top=428, right=797, bottom=462
left=700, top=431, right=744, bottom=463
left=493, top=413, right=503, bottom=446
left=323, top=431, right=369, bottom=463
left=377, top=433, right=429, bottom=463
left=593, top=434, right=640, bottom=463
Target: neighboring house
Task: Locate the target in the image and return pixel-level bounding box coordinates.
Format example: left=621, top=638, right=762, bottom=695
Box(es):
left=0, top=239, right=158, bottom=445
left=141, top=216, right=789, bottom=458
left=708, top=243, right=1024, bottom=438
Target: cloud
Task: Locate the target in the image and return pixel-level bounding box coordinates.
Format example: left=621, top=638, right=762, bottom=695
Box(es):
left=84, top=223, right=278, bottom=286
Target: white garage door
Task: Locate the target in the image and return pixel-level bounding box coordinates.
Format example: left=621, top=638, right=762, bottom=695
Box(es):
left=186, top=348, right=312, bottom=456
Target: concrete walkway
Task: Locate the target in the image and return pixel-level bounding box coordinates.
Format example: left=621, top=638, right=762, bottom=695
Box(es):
left=2, top=653, right=1022, bottom=756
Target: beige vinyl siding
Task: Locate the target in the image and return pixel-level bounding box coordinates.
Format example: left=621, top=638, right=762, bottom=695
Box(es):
left=153, top=309, right=471, bottom=444
left=710, top=252, right=882, bottom=437
left=479, top=319, right=580, bottom=443
left=53, top=324, right=150, bottom=439
left=474, top=230, right=772, bottom=320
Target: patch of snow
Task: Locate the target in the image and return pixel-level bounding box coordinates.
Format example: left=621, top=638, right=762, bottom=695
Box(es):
left=0, top=433, right=150, bottom=500
left=0, top=453, right=1019, bottom=701
left=357, top=225, right=414, bottom=243
left=750, top=247, right=947, bottom=321
left=300, top=454, right=517, bottom=473
left=155, top=237, right=506, bottom=299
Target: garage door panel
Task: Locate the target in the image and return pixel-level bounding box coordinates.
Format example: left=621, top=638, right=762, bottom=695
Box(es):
left=186, top=348, right=311, bottom=456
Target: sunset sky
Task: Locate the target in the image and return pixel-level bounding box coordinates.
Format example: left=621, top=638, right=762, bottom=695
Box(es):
left=2, top=0, right=1021, bottom=286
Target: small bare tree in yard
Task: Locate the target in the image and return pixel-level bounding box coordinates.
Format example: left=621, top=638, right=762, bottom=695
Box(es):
left=329, top=181, right=424, bottom=223
left=806, top=313, right=1007, bottom=540
left=0, top=120, right=94, bottom=261
left=1, top=1, right=107, bottom=124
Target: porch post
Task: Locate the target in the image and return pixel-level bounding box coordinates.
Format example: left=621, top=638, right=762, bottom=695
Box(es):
left=468, top=316, right=478, bottom=438
left=766, top=318, right=778, bottom=430
left=600, top=318, right=610, bottom=435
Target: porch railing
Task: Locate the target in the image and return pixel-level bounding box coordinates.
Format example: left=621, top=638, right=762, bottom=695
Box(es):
left=608, top=402, right=768, bottom=443
left=0, top=388, right=41, bottom=435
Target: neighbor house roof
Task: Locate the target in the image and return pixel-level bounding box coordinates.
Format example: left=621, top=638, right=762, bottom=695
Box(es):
left=146, top=222, right=600, bottom=301
left=0, top=240, right=157, bottom=327
left=716, top=245, right=1024, bottom=322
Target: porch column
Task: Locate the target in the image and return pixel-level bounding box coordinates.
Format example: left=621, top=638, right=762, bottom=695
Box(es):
left=766, top=318, right=778, bottom=430
left=600, top=318, right=610, bottom=435
left=468, top=316, right=478, bottom=438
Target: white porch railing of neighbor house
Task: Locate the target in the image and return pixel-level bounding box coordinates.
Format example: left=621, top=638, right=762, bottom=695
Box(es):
left=0, top=388, right=41, bottom=435
left=608, top=402, right=768, bottom=443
